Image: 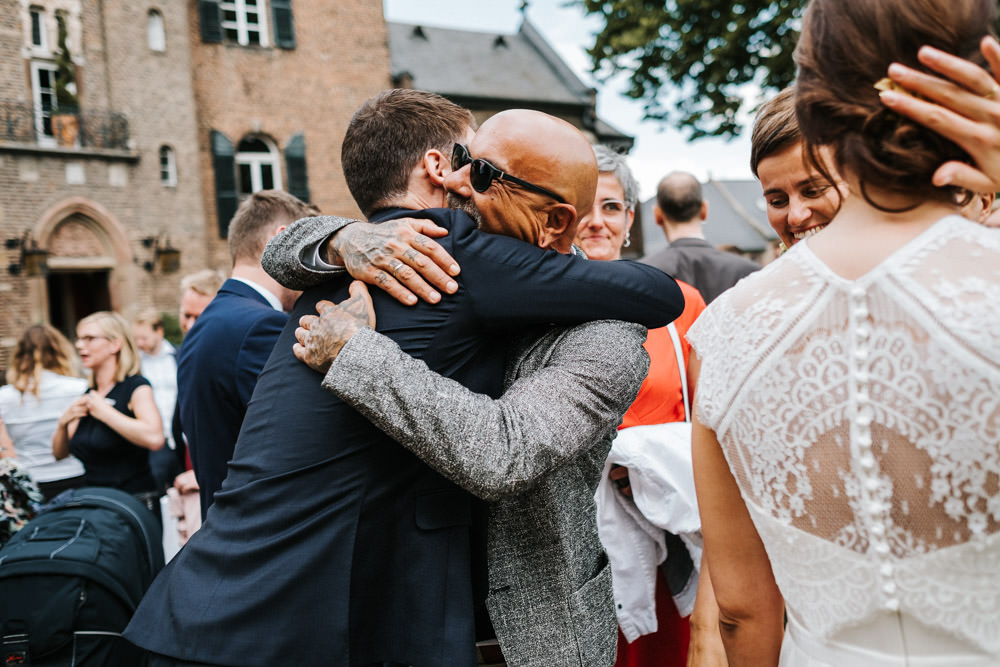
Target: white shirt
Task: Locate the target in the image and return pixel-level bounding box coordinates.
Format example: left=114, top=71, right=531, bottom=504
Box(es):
left=231, top=276, right=284, bottom=312
left=0, top=370, right=88, bottom=483
left=140, top=339, right=177, bottom=449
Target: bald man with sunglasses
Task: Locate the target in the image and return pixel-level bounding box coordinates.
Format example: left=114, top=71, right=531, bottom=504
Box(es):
left=268, top=107, right=685, bottom=666
left=127, top=91, right=683, bottom=667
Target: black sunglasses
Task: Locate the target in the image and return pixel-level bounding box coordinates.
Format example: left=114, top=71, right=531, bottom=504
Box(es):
left=452, top=144, right=565, bottom=204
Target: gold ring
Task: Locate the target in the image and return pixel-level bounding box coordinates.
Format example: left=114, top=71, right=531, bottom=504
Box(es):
left=985, top=84, right=1000, bottom=100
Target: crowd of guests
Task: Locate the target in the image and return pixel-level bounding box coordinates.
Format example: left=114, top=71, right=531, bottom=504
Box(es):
left=2, top=0, right=1000, bottom=664
left=0, top=269, right=224, bottom=535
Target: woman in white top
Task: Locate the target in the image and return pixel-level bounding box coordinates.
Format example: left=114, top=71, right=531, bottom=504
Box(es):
left=0, top=325, right=88, bottom=502
left=689, top=0, right=1000, bottom=664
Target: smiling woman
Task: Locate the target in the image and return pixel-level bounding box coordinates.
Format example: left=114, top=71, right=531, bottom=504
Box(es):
left=751, top=87, right=845, bottom=250
left=574, top=145, right=637, bottom=261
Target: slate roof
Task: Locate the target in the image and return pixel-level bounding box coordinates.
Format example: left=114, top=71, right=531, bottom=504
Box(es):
left=639, top=179, right=777, bottom=256
left=387, top=20, right=631, bottom=146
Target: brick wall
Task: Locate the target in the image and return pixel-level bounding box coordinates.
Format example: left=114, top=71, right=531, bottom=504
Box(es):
left=0, top=0, right=391, bottom=371
left=189, top=0, right=392, bottom=268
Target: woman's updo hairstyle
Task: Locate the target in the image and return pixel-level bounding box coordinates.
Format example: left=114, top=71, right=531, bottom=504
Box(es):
left=794, top=0, right=995, bottom=210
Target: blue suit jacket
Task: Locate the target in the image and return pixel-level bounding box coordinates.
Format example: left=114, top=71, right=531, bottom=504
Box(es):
left=127, top=208, right=684, bottom=667
left=175, top=279, right=287, bottom=516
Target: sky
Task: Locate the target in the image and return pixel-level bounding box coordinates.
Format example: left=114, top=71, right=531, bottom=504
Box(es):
left=382, top=0, right=756, bottom=200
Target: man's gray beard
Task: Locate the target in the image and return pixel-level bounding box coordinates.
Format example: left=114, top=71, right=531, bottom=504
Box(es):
left=447, top=192, right=482, bottom=227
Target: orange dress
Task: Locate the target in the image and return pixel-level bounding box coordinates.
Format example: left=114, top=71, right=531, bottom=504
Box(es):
left=615, top=280, right=706, bottom=667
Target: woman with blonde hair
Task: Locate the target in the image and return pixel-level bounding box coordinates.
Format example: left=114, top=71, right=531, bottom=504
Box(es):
left=53, top=312, right=164, bottom=513
left=690, top=0, right=1000, bottom=663
left=0, top=324, right=89, bottom=501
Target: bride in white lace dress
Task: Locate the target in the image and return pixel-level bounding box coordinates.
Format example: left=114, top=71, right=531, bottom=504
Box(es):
left=688, top=0, right=1000, bottom=664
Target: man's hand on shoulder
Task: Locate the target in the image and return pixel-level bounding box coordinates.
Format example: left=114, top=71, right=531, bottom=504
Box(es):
left=329, top=219, right=461, bottom=306
left=294, top=281, right=376, bottom=374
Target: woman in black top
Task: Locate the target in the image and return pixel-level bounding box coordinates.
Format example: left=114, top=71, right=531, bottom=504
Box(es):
left=53, top=312, right=164, bottom=503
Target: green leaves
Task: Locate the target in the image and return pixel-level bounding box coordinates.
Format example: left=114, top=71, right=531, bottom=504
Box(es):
left=578, top=0, right=803, bottom=139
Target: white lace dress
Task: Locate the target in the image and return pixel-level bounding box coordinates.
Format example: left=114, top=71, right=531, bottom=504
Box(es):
left=687, top=216, right=1000, bottom=666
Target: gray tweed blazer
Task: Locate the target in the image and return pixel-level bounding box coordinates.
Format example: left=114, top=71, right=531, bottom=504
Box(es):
left=262, top=218, right=650, bottom=666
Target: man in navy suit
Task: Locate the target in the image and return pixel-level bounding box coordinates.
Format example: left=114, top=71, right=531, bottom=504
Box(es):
left=126, top=91, right=682, bottom=666
left=175, top=190, right=317, bottom=518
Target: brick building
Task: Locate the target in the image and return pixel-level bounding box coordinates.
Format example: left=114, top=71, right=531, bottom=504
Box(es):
left=0, top=0, right=205, bottom=356
left=190, top=0, right=390, bottom=269
left=0, top=0, right=389, bottom=369
left=1, top=5, right=630, bottom=371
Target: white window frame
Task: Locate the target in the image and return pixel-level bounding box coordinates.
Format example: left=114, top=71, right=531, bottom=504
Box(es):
left=236, top=136, right=282, bottom=195
left=147, top=9, right=166, bottom=52
left=220, top=0, right=270, bottom=47
left=29, top=6, right=48, bottom=50
left=159, top=145, right=177, bottom=186
left=30, top=61, right=57, bottom=145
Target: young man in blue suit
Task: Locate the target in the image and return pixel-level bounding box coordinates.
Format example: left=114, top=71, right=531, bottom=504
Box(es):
left=127, top=91, right=682, bottom=666
left=175, top=190, right=317, bottom=518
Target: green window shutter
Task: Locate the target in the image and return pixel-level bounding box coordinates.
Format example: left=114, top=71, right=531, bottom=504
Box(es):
left=285, top=133, right=310, bottom=203
left=271, top=0, right=295, bottom=49
left=211, top=130, right=238, bottom=238
left=198, top=0, right=222, bottom=43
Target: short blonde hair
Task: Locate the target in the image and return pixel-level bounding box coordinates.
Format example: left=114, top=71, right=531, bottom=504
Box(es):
left=132, top=307, right=164, bottom=331
left=180, top=269, right=225, bottom=298
left=77, top=311, right=142, bottom=388
left=227, top=190, right=319, bottom=264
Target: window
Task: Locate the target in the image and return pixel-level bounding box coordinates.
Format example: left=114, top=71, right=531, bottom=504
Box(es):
left=147, top=9, right=166, bottom=51
left=236, top=136, right=281, bottom=196
left=159, top=145, right=177, bottom=186
left=30, top=62, right=57, bottom=141
left=198, top=0, right=294, bottom=49
left=220, top=0, right=269, bottom=46
left=30, top=6, right=47, bottom=49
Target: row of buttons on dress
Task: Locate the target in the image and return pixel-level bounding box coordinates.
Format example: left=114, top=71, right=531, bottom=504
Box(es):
left=851, top=286, right=899, bottom=612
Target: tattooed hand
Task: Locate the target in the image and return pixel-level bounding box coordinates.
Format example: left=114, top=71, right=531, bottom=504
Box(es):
left=325, top=219, right=460, bottom=306
left=293, top=280, right=376, bottom=374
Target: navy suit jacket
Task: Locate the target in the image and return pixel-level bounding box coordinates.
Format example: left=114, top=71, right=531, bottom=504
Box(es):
left=126, top=208, right=683, bottom=667
left=175, top=279, right=287, bottom=516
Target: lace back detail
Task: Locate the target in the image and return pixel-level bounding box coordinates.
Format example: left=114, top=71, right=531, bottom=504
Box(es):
left=687, top=218, right=1000, bottom=653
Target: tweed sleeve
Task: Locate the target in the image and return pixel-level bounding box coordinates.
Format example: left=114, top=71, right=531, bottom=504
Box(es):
left=261, top=215, right=357, bottom=290
left=322, top=321, right=649, bottom=501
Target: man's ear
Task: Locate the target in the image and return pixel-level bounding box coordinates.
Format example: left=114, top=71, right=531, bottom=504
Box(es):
left=699, top=201, right=708, bottom=221
left=653, top=206, right=666, bottom=228
left=538, top=204, right=576, bottom=249
left=423, top=149, right=450, bottom=187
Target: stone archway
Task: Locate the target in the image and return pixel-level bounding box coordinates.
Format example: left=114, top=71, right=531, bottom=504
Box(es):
left=33, top=197, right=137, bottom=337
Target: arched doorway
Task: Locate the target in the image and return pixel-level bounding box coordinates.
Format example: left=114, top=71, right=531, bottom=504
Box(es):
left=45, top=215, right=114, bottom=339
left=36, top=199, right=134, bottom=340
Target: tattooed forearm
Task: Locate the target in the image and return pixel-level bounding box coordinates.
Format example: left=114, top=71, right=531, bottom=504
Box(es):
left=298, top=290, right=374, bottom=374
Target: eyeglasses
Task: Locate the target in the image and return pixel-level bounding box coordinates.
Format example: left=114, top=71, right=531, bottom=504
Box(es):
left=75, top=335, right=109, bottom=345
left=452, top=144, right=565, bottom=204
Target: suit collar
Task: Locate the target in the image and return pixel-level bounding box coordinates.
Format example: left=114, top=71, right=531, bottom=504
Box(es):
left=219, top=278, right=280, bottom=310
left=369, top=207, right=415, bottom=222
